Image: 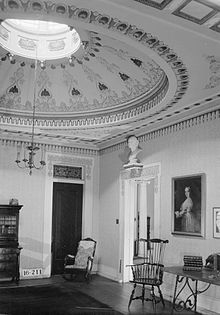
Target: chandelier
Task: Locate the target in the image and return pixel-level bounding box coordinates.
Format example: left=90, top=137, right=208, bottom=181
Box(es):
left=0, top=19, right=83, bottom=174
left=15, top=57, right=46, bottom=175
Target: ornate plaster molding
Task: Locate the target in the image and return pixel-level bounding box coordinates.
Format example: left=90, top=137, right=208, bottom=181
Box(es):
left=0, top=0, right=189, bottom=127
left=47, top=153, right=94, bottom=180
left=205, top=55, right=220, bottom=89
left=0, top=138, right=98, bottom=157
left=101, top=108, right=220, bottom=155
left=0, top=76, right=168, bottom=127
left=1, top=108, right=219, bottom=155
left=120, top=163, right=160, bottom=194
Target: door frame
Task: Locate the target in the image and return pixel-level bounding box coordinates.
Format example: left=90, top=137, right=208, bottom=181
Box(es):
left=118, top=163, right=161, bottom=282
left=42, top=152, right=94, bottom=278
left=51, top=181, right=83, bottom=275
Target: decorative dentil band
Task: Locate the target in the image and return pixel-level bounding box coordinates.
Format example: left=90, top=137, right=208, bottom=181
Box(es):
left=100, top=109, right=220, bottom=155
left=0, top=139, right=98, bottom=157
left=1, top=109, right=219, bottom=155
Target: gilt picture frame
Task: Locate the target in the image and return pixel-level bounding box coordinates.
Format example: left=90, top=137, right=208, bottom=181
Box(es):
left=213, top=207, right=220, bottom=238
left=172, top=174, right=205, bottom=237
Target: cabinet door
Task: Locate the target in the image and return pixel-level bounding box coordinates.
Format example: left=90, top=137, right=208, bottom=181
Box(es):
left=0, top=213, right=18, bottom=244
left=0, top=205, right=22, bottom=246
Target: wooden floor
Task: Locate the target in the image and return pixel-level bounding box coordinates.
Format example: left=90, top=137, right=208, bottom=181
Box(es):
left=0, top=274, right=218, bottom=315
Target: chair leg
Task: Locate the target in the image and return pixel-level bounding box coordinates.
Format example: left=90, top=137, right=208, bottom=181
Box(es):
left=128, top=283, right=136, bottom=308
left=62, top=273, right=76, bottom=281
left=85, top=272, right=91, bottom=283
left=142, top=284, right=145, bottom=304
left=158, top=285, right=165, bottom=307
left=151, top=286, right=157, bottom=310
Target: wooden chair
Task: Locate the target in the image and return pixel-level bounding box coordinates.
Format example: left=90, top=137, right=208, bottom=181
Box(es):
left=63, top=237, right=96, bottom=282
left=127, top=238, right=169, bottom=311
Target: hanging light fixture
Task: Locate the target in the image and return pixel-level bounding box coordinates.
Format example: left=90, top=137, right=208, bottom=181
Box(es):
left=0, top=19, right=82, bottom=175
left=15, top=56, right=46, bottom=175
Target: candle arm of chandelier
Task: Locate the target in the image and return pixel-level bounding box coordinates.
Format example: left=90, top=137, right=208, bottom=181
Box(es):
left=15, top=145, right=46, bottom=172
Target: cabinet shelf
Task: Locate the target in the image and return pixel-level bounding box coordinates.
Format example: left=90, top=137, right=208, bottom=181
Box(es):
left=0, top=205, right=22, bottom=283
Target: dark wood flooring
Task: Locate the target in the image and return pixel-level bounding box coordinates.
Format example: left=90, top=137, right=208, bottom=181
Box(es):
left=0, top=274, right=218, bottom=315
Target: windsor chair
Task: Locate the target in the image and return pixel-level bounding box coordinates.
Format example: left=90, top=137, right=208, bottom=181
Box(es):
left=127, top=238, right=169, bottom=311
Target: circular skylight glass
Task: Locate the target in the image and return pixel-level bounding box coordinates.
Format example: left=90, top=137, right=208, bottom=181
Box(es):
left=0, top=19, right=81, bottom=61
left=7, top=19, right=69, bottom=34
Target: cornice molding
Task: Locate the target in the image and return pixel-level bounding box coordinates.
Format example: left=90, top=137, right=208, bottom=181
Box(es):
left=100, top=108, right=220, bottom=155
left=0, top=139, right=98, bottom=157
left=1, top=108, right=219, bottom=155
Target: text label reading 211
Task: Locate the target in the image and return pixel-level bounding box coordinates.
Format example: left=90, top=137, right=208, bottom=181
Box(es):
left=22, top=269, right=42, bottom=277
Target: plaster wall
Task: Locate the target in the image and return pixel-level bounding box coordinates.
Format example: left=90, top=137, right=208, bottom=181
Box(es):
left=0, top=144, right=46, bottom=269
left=0, top=144, right=100, bottom=279
left=98, top=150, right=122, bottom=280
left=99, top=118, right=220, bottom=313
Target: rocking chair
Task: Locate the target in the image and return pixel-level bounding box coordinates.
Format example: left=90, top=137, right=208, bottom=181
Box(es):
left=127, top=238, right=169, bottom=311
left=63, top=237, right=96, bottom=282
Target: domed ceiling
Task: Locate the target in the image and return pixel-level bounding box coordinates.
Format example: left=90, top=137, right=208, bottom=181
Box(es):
left=0, top=31, right=166, bottom=116
left=0, top=0, right=220, bottom=150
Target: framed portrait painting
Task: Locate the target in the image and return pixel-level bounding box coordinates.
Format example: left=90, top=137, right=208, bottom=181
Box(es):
left=172, top=174, right=205, bottom=237
left=213, top=207, right=220, bottom=238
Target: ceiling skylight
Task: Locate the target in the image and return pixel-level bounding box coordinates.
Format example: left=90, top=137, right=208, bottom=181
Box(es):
left=7, top=19, right=69, bottom=34
left=0, top=19, right=81, bottom=61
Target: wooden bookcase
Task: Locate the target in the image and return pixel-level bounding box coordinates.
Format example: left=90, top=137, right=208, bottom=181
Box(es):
left=0, top=204, right=22, bottom=283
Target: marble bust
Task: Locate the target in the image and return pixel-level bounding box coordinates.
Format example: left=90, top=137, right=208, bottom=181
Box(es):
left=124, top=135, right=143, bottom=168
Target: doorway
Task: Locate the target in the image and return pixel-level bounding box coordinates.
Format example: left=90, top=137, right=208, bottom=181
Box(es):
left=119, top=163, right=161, bottom=282
left=51, top=182, right=83, bottom=274
left=133, top=180, right=153, bottom=261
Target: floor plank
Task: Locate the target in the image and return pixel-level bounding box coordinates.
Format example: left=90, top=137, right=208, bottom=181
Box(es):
left=0, top=275, right=218, bottom=315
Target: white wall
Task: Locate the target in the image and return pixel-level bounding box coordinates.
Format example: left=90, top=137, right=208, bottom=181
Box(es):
left=0, top=143, right=100, bottom=279
left=99, top=117, right=220, bottom=313
left=0, top=144, right=46, bottom=271
left=1, top=115, right=220, bottom=312
left=98, top=150, right=122, bottom=280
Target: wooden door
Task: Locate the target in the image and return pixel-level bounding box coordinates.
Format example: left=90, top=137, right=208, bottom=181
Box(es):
left=51, top=182, right=83, bottom=274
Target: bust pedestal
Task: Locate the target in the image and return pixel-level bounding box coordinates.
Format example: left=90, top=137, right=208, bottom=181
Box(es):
left=123, top=162, right=143, bottom=170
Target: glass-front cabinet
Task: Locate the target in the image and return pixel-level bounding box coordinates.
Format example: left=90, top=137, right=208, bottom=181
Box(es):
left=0, top=204, right=22, bottom=282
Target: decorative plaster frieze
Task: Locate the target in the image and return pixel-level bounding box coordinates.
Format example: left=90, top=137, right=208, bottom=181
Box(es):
left=205, top=55, right=220, bottom=89
left=0, top=0, right=189, bottom=128
left=0, top=77, right=168, bottom=128
left=121, top=167, right=143, bottom=180
left=0, top=138, right=98, bottom=156
left=101, top=108, right=220, bottom=155
left=47, top=154, right=93, bottom=180
left=1, top=108, right=220, bottom=156
left=120, top=163, right=160, bottom=195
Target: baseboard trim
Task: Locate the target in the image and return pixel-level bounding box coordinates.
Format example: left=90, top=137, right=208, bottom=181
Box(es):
left=97, top=264, right=118, bottom=281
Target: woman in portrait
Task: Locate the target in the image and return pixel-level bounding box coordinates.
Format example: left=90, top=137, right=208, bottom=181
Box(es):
left=216, top=211, right=220, bottom=233
left=175, top=186, right=196, bottom=233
